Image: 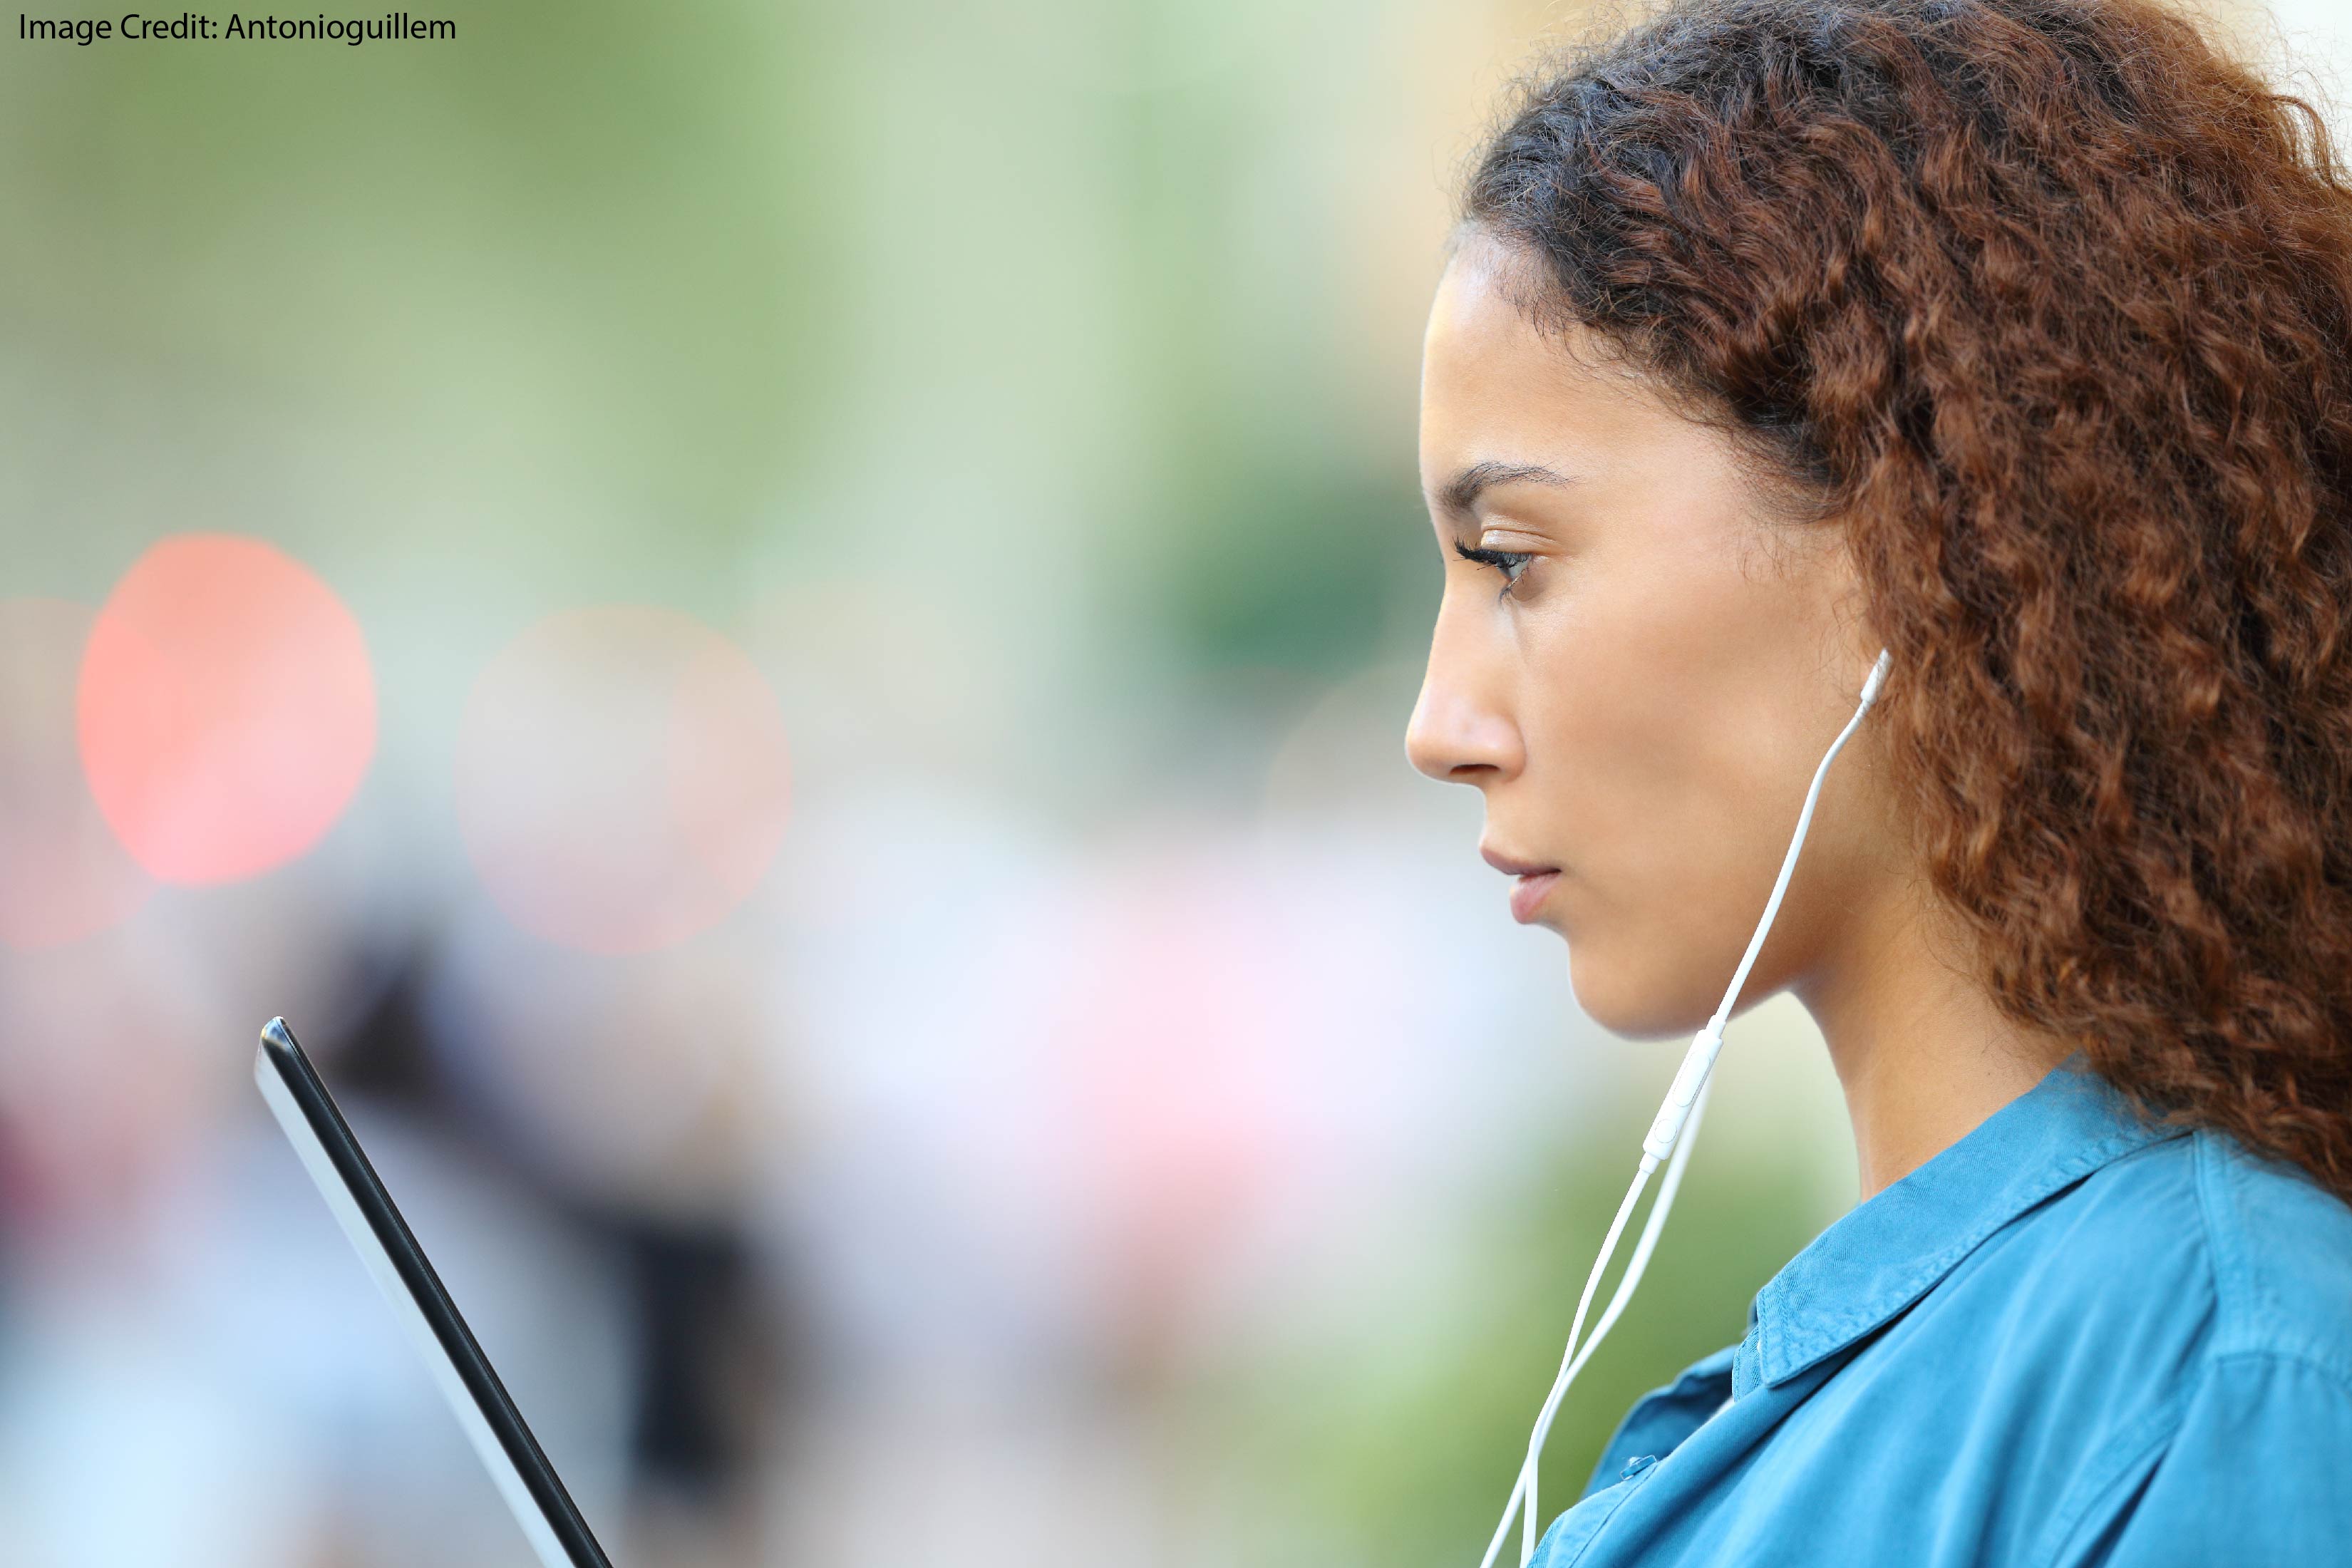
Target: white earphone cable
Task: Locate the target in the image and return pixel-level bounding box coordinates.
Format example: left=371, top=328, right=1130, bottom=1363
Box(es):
left=1476, top=1066, right=1715, bottom=1568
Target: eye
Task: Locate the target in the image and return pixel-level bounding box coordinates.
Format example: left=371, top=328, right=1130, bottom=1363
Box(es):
left=1453, top=539, right=1535, bottom=597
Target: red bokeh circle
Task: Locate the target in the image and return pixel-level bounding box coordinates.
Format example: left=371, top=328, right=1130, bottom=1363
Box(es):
left=454, top=606, right=791, bottom=954
left=77, top=535, right=376, bottom=886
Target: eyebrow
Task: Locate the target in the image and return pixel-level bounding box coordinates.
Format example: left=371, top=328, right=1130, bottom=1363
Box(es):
left=1432, top=460, right=1579, bottom=519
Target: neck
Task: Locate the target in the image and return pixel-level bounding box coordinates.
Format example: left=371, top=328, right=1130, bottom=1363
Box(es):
left=1791, top=881, right=2065, bottom=1202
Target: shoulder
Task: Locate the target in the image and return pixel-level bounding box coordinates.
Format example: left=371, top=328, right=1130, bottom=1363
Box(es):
left=2181, top=1127, right=2352, bottom=1378
left=1995, top=1125, right=2352, bottom=1378
left=2005, top=1134, right=2352, bottom=1563
left=2028, top=1138, right=2352, bottom=1564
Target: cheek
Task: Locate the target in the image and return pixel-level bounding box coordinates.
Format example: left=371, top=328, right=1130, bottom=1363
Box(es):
left=1515, top=563, right=1789, bottom=848
left=1539, top=693, right=1821, bottom=1037
left=1515, top=629, right=1710, bottom=866
left=1517, top=615, right=1780, bottom=937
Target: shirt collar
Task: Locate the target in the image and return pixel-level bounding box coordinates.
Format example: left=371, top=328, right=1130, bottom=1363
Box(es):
left=1731, top=1052, right=2187, bottom=1398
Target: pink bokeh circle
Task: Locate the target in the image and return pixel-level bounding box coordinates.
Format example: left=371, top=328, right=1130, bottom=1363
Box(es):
left=454, top=605, right=791, bottom=954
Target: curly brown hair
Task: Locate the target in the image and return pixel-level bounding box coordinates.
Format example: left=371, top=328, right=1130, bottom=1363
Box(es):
left=1460, top=0, right=2352, bottom=1202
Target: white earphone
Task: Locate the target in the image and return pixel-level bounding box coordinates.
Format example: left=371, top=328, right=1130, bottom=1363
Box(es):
left=1477, top=646, right=1894, bottom=1568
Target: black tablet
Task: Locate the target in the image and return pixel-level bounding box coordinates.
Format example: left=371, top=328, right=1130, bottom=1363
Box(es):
left=254, top=1016, right=616, bottom=1568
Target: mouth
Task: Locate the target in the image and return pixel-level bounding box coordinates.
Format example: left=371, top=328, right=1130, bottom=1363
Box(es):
left=1507, top=869, right=1562, bottom=924
left=1480, top=844, right=1562, bottom=924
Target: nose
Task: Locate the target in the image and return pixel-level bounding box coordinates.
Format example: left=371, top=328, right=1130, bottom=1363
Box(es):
left=1405, top=666, right=1521, bottom=784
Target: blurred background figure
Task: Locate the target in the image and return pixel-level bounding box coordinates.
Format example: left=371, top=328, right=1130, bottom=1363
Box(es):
left=1, top=1, right=2343, bottom=1564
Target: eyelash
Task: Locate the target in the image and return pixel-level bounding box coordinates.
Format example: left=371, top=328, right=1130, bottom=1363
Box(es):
left=1454, top=540, right=1535, bottom=596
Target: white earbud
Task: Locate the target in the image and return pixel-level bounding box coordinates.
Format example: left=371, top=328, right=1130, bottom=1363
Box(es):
left=1478, top=646, right=1893, bottom=1568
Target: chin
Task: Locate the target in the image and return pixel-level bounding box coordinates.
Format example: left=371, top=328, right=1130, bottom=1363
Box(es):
left=1567, top=949, right=1714, bottom=1043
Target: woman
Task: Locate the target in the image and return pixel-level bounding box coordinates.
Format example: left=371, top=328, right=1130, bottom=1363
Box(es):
left=1404, top=1, right=2352, bottom=1562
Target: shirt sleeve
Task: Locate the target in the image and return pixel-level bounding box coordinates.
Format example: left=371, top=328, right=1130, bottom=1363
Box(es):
left=2066, top=1352, right=2352, bottom=1567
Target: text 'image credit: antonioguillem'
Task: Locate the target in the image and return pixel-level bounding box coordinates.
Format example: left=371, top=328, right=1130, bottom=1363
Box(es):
left=16, top=12, right=455, bottom=44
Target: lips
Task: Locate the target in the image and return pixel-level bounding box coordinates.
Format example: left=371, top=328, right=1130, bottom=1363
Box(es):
left=1480, top=843, right=1563, bottom=924
left=1508, top=869, right=1562, bottom=924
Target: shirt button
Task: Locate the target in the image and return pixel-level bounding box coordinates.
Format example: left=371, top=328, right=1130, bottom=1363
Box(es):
left=1620, top=1454, right=1658, bottom=1480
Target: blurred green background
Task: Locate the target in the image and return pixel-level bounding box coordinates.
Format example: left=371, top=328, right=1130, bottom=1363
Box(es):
left=2, top=0, right=2331, bottom=1564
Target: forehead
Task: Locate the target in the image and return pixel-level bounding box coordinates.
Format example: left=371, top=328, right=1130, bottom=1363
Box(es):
left=1419, top=243, right=1678, bottom=481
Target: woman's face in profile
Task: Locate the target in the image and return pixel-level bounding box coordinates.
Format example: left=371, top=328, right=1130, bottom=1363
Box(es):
left=1407, top=238, right=1890, bottom=1038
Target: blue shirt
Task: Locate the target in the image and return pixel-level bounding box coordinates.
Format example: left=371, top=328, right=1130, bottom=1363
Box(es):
left=1534, top=1053, right=2352, bottom=1567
